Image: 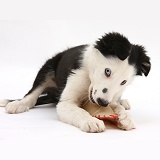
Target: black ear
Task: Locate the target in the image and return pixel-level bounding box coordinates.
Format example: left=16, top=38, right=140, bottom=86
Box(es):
left=129, top=45, right=151, bottom=76
left=94, top=32, right=132, bottom=60
left=141, top=56, right=151, bottom=76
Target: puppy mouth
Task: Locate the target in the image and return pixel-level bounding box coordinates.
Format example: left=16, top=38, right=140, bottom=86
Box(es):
left=90, top=89, right=96, bottom=104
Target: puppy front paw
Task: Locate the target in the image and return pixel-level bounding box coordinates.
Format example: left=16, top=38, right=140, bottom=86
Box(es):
left=80, top=117, right=105, bottom=133
left=119, top=99, right=131, bottom=110
left=5, top=100, right=29, bottom=114
left=117, top=112, right=135, bottom=130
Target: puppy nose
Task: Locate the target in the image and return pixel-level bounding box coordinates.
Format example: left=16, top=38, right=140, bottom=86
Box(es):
left=97, top=98, right=109, bottom=107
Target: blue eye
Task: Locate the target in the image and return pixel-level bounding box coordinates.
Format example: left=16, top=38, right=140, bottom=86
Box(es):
left=105, top=68, right=111, bottom=77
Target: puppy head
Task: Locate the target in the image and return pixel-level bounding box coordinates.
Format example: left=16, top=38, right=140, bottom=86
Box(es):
left=88, top=56, right=135, bottom=106
left=88, top=33, right=151, bottom=107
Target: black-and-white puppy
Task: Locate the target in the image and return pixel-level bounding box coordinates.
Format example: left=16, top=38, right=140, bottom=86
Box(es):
left=0, top=32, right=151, bottom=132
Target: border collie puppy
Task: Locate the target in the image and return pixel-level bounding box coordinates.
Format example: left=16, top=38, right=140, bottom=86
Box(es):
left=0, top=32, right=151, bottom=132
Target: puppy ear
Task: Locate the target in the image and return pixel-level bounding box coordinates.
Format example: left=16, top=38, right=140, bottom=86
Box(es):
left=141, top=56, right=151, bottom=76
left=94, top=32, right=131, bottom=60
left=129, top=45, right=151, bottom=76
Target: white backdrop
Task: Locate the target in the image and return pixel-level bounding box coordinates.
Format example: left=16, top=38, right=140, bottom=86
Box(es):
left=0, top=0, right=160, bottom=160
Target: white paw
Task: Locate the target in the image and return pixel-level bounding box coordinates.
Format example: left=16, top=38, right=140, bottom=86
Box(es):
left=117, top=112, right=135, bottom=130
left=0, top=99, right=9, bottom=107
left=5, top=100, right=29, bottom=114
left=80, top=117, right=105, bottom=133
left=119, top=99, right=131, bottom=110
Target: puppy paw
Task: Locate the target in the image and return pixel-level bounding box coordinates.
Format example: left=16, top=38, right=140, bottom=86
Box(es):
left=80, top=117, right=105, bottom=133
left=5, top=100, right=29, bottom=114
left=119, top=99, right=131, bottom=110
left=117, top=112, right=135, bottom=130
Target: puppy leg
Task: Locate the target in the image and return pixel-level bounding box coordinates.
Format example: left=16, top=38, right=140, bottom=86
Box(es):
left=5, top=85, right=46, bottom=114
left=109, top=102, right=135, bottom=130
left=57, top=102, right=105, bottom=133
left=5, top=59, right=57, bottom=114
left=119, top=99, right=131, bottom=110
left=56, top=69, right=105, bottom=132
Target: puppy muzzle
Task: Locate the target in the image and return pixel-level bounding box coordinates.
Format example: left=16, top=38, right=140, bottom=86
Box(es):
left=97, top=98, right=109, bottom=107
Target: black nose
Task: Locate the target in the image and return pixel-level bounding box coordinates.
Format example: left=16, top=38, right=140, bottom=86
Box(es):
left=97, top=98, right=109, bottom=107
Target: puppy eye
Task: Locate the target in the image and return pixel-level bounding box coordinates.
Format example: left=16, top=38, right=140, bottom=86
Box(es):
left=121, top=80, right=127, bottom=85
left=105, top=68, right=111, bottom=77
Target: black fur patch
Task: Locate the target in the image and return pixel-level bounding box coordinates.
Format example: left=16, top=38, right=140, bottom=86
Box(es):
left=25, top=45, right=87, bottom=102
left=54, top=45, right=88, bottom=89
left=129, top=45, right=151, bottom=76
left=94, top=32, right=132, bottom=60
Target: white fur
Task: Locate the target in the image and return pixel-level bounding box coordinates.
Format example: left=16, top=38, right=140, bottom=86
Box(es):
left=85, top=46, right=135, bottom=104
left=5, top=74, right=57, bottom=114
left=109, top=102, right=135, bottom=130
left=119, top=99, right=131, bottom=110
left=57, top=45, right=136, bottom=132
left=5, top=85, right=46, bottom=114
left=4, top=45, right=136, bottom=132
left=0, top=99, right=9, bottom=107
left=56, top=69, right=106, bottom=132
